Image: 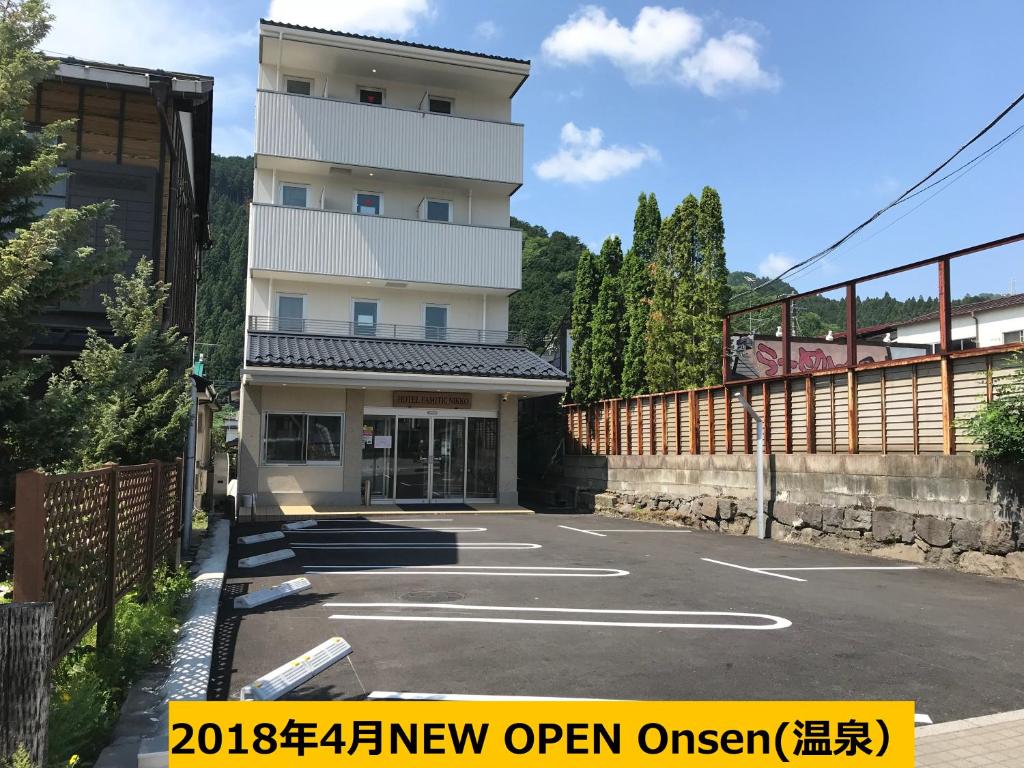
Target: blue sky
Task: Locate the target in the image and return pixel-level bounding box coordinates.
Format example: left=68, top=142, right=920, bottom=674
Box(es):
left=41, top=1, right=1024, bottom=301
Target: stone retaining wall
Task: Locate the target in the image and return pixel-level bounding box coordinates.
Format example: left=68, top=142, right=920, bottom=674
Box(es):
left=566, top=454, right=1023, bottom=580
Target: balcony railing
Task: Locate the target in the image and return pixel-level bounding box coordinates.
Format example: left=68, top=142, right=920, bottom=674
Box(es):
left=248, top=203, right=522, bottom=290
left=249, top=315, right=526, bottom=346
left=255, top=90, right=523, bottom=185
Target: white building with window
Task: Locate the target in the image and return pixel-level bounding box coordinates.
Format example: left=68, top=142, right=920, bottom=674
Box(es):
left=237, top=19, right=567, bottom=510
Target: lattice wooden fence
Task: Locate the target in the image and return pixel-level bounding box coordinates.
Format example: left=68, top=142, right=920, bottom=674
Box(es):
left=13, top=459, right=182, bottom=661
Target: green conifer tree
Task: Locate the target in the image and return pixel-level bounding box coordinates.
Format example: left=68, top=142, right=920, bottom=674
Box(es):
left=569, top=246, right=598, bottom=403
left=620, top=192, right=660, bottom=396
left=0, top=0, right=127, bottom=507
left=589, top=236, right=624, bottom=400
left=694, top=186, right=728, bottom=386
left=647, top=195, right=699, bottom=391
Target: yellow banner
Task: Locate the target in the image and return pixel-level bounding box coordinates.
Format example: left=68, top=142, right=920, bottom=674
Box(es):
left=168, top=701, right=914, bottom=766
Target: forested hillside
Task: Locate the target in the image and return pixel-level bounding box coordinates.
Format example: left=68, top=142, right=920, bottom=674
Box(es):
left=195, top=156, right=987, bottom=381
left=195, top=156, right=251, bottom=383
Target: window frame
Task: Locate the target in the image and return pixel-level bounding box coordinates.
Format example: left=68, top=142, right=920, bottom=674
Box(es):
left=353, top=190, right=382, bottom=216
left=275, top=293, right=305, bottom=333
left=427, top=95, right=454, bottom=114
left=424, top=303, right=449, bottom=341
left=262, top=411, right=345, bottom=467
left=1003, top=330, right=1024, bottom=345
left=421, top=197, right=453, bottom=223
left=283, top=75, right=314, bottom=96
left=279, top=182, right=310, bottom=208
left=358, top=86, right=385, bottom=105
left=353, top=298, right=380, bottom=336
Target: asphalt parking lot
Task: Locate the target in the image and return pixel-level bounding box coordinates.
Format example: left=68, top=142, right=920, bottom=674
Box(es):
left=212, top=513, right=1024, bottom=723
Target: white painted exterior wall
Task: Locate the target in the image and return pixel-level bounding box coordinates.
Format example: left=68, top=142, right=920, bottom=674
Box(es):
left=248, top=277, right=510, bottom=335
left=897, top=304, right=1024, bottom=347
left=255, top=91, right=523, bottom=184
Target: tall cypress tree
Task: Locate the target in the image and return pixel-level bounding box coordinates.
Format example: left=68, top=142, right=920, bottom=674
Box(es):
left=695, top=186, right=728, bottom=386
left=646, top=194, right=699, bottom=392
left=620, top=192, right=660, bottom=396
left=590, top=236, right=624, bottom=401
left=569, top=246, right=598, bottom=403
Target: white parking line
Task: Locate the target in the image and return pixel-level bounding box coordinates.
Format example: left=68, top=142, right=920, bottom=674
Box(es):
left=304, top=565, right=629, bottom=577
left=588, top=529, right=691, bottom=533
left=291, top=542, right=541, bottom=550
left=760, top=566, right=919, bottom=572
left=368, top=692, right=615, bottom=701
left=315, top=518, right=455, bottom=524
left=701, top=558, right=807, bottom=582
left=285, top=527, right=487, bottom=534
left=558, top=525, right=606, bottom=537
left=326, top=602, right=792, bottom=630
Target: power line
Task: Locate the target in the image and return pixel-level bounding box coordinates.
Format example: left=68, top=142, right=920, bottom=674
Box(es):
left=730, top=89, right=1024, bottom=306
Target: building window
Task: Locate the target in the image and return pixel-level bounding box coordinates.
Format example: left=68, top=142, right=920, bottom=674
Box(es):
left=280, top=183, right=309, bottom=208
left=424, top=305, right=448, bottom=341
left=428, top=97, right=452, bottom=114
left=264, top=413, right=344, bottom=465
left=276, top=294, right=304, bottom=333
left=284, top=77, right=312, bottom=96
left=359, top=87, right=384, bottom=105
left=353, top=300, right=378, bottom=336
left=354, top=192, right=381, bottom=216
left=1003, top=330, right=1024, bottom=344
left=421, top=198, right=452, bottom=223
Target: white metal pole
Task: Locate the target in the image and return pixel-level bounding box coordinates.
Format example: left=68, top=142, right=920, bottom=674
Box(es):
left=732, top=389, right=766, bottom=539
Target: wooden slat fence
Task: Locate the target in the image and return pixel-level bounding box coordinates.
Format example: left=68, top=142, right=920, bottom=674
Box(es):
left=13, top=459, right=182, bottom=661
left=566, top=346, right=1023, bottom=457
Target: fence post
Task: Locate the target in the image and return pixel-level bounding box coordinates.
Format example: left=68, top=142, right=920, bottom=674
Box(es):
left=0, top=603, right=54, bottom=768
left=141, top=460, right=163, bottom=596
left=13, top=471, right=47, bottom=604
left=96, top=464, right=119, bottom=651
left=174, top=457, right=183, bottom=567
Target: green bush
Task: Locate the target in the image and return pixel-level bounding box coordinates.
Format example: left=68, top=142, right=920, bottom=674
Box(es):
left=963, top=353, right=1024, bottom=463
left=47, top=566, right=192, bottom=767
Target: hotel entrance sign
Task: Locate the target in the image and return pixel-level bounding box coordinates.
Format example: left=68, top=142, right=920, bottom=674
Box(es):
left=393, top=391, right=472, bottom=409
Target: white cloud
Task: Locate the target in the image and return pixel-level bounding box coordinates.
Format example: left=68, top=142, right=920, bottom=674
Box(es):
left=541, top=5, right=701, bottom=80
left=266, top=0, right=433, bottom=36
left=758, top=253, right=796, bottom=278
left=474, top=20, right=499, bottom=41
left=541, top=5, right=777, bottom=95
left=678, top=32, right=780, bottom=96
left=534, top=122, right=659, bottom=184
left=43, top=0, right=252, bottom=73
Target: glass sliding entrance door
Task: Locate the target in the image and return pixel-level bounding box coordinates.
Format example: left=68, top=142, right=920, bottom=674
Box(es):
left=395, top=417, right=430, bottom=501
left=361, top=416, right=394, bottom=500
left=431, top=418, right=466, bottom=500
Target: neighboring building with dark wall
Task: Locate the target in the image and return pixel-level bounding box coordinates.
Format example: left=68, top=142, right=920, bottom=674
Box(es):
left=23, top=57, right=214, bottom=358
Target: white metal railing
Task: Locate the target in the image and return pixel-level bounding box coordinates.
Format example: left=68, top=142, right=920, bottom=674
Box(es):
left=249, top=315, right=525, bottom=346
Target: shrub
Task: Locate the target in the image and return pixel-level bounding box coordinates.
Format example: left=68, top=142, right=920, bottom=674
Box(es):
left=47, top=566, right=192, bottom=767
left=963, top=353, right=1024, bottom=463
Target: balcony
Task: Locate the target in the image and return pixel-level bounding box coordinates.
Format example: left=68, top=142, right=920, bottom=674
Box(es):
left=248, top=315, right=525, bottom=346
left=249, top=203, right=521, bottom=290
left=255, top=90, right=524, bottom=185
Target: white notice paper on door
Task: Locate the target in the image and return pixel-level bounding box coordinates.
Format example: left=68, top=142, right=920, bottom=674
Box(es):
left=373, top=435, right=392, bottom=449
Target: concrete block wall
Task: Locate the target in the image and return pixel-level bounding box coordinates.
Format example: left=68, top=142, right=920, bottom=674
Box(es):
left=564, top=453, right=1024, bottom=580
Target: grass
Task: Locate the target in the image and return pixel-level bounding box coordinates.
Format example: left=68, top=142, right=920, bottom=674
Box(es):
left=46, top=566, right=193, bottom=767
left=191, top=506, right=209, bottom=535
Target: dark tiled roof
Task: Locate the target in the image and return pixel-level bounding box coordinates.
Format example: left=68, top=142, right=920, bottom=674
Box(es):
left=260, top=19, right=530, bottom=65
left=248, top=333, right=567, bottom=380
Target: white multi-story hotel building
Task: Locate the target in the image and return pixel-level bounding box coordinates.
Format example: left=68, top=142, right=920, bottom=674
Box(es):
left=237, top=19, right=567, bottom=509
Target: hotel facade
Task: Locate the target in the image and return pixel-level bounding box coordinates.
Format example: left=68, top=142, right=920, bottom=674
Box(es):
left=237, top=20, right=567, bottom=509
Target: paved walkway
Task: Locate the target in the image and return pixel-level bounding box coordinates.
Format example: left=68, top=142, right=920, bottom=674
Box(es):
left=917, top=709, right=1024, bottom=766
